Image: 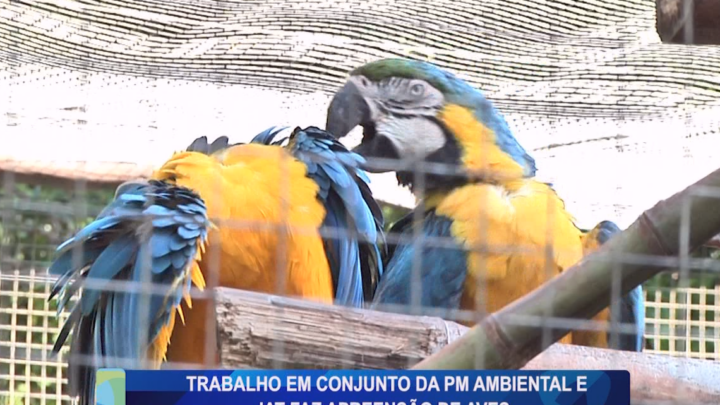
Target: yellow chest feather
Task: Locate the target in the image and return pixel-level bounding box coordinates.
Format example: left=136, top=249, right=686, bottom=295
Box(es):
left=153, top=145, right=334, bottom=300
left=432, top=180, right=584, bottom=314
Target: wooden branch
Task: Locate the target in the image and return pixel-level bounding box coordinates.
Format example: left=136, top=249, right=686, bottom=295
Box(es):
left=215, top=287, right=720, bottom=404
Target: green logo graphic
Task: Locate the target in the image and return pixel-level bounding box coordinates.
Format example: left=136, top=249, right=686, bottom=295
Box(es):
left=96, top=368, right=126, bottom=405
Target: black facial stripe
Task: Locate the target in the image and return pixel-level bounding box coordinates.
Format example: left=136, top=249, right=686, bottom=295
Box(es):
left=386, top=112, right=419, bottom=119
left=385, top=100, right=410, bottom=109
left=424, top=115, right=452, bottom=135
left=375, top=100, right=391, bottom=116
left=380, top=77, right=404, bottom=89
left=392, top=115, right=467, bottom=193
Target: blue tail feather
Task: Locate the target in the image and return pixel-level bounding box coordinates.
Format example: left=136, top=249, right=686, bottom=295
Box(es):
left=80, top=234, right=136, bottom=315
left=282, top=126, right=386, bottom=307
left=48, top=179, right=209, bottom=405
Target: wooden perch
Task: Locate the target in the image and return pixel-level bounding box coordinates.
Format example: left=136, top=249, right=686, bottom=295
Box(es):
left=215, top=287, right=720, bottom=403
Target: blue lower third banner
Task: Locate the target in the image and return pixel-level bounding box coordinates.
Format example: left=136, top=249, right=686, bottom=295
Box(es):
left=97, top=369, right=630, bottom=405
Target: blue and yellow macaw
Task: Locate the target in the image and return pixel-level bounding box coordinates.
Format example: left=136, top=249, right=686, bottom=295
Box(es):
left=325, top=58, right=644, bottom=352
left=48, top=126, right=384, bottom=404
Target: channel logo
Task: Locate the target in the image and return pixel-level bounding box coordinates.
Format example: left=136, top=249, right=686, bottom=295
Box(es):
left=95, top=368, right=126, bottom=405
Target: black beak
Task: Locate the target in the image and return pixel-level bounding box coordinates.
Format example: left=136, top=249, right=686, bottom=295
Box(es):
left=326, top=80, right=370, bottom=139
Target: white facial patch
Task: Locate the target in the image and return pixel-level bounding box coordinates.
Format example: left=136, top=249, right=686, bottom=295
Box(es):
left=377, top=117, right=446, bottom=160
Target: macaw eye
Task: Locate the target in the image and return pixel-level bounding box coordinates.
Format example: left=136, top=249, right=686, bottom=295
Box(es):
left=409, top=83, right=425, bottom=96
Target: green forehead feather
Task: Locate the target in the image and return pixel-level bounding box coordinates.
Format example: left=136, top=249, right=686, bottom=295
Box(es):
left=350, top=58, right=481, bottom=103
left=350, top=58, right=456, bottom=94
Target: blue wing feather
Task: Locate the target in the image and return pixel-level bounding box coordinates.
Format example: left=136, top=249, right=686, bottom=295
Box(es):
left=266, top=126, right=386, bottom=307
left=323, top=192, right=364, bottom=306
left=250, top=126, right=289, bottom=146
left=371, top=209, right=468, bottom=312
left=48, top=245, right=104, bottom=300
left=80, top=234, right=136, bottom=315
left=48, top=180, right=209, bottom=405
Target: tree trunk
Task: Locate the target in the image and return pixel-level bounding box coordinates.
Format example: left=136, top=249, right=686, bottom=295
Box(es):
left=657, top=0, right=720, bottom=44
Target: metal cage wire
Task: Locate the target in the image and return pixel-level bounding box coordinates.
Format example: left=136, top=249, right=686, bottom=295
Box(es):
left=1, top=153, right=719, bottom=404
left=2, top=0, right=720, bottom=404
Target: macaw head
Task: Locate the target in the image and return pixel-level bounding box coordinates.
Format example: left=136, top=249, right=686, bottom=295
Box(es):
left=326, top=58, right=536, bottom=191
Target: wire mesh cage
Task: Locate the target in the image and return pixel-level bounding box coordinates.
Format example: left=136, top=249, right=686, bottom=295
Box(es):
left=2, top=0, right=720, bottom=404
left=0, top=158, right=719, bottom=405
left=1, top=271, right=73, bottom=405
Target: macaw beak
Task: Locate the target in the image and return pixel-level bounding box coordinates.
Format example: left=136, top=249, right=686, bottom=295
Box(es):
left=326, top=77, right=400, bottom=174
left=326, top=79, right=371, bottom=139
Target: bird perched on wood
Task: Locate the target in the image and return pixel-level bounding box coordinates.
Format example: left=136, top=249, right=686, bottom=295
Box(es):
left=325, top=57, right=644, bottom=353
left=47, top=126, right=385, bottom=405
